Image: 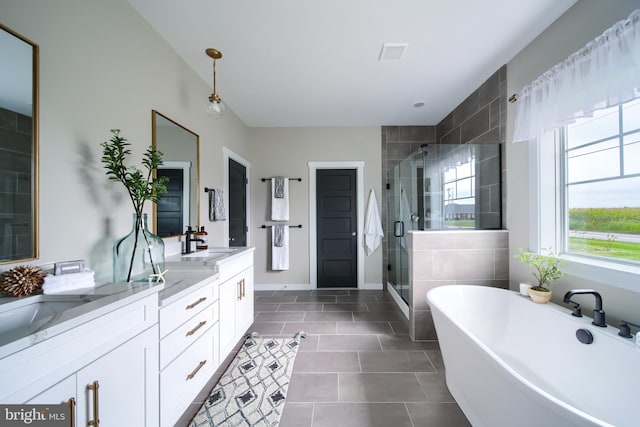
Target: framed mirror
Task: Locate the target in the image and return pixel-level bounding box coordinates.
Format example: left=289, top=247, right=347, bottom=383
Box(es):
left=0, top=23, right=39, bottom=264
left=152, top=110, right=199, bottom=237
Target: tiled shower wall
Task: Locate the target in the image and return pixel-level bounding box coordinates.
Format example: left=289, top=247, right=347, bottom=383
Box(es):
left=381, top=65, right=507, bottom=289
left=435, top=65, right=507, bottom=228
left=0, top=106, right=33, bottom=260
left=408, top=230, right=509, bottom=340
left=380, top=126, right=436, bottom=287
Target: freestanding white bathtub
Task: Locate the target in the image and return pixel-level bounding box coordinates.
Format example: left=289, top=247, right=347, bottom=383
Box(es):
left=427, top=285, right=638, bottom=427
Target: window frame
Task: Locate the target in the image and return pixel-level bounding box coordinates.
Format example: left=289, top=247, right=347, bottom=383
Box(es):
left=530, top=109, right=640, bottom=292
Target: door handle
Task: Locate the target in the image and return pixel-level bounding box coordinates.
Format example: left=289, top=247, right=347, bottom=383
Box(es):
left=394, top=221, right=404, bottom=237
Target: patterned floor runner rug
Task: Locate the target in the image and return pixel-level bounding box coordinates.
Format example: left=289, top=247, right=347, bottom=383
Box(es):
left=190, top=332, right=305, bottom=427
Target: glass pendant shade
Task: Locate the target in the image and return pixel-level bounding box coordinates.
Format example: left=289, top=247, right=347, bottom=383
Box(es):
left=205, top=48, right=225, bottom=119
left=206, top=97, right=225, bottom=118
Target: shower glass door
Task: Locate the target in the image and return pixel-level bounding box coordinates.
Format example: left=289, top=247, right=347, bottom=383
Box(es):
left=388, top=150, right=422, bottom=303
left=387, top=143, right=502, bottom=304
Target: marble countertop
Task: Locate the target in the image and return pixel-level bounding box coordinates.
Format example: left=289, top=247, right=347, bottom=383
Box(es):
left=160, top=246, right=254, bottom=305
left=0, top=280, right=163, bottom=359
left=0, top=246, right=254, bottom=358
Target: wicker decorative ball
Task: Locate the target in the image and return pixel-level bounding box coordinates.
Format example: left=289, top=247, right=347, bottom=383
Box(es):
left=0, top=265, right=47, bottom=297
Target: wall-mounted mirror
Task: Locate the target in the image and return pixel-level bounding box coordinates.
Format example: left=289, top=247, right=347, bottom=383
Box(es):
left=152, top=110, right=199, bottom=237
left=0, top=23, right=39, bottom=264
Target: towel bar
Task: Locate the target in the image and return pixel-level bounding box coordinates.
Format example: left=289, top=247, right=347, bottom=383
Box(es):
left=261, top=177, right=302, bottom=182
left=261, top=225, right=302, bottom=228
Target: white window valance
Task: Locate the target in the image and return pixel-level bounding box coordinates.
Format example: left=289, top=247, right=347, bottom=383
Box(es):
left=513, top=9, right=640, bottom=143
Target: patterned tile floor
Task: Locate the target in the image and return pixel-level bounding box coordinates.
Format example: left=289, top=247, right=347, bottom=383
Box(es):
left=176, top=289, right=471, bottom=427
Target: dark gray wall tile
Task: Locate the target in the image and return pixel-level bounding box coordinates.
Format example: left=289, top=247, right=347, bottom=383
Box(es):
left=439, top=127, right=460, bottom=145
left=460, top=107, right=490, bottom=144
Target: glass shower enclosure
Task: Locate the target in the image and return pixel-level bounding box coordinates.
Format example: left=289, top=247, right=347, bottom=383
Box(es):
left=387, top=143, right=502, bottom=303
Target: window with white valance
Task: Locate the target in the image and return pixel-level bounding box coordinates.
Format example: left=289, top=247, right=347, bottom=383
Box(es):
left=513, top=9, right=640, bottom=143
left=522, top=9, right=640, bottom=286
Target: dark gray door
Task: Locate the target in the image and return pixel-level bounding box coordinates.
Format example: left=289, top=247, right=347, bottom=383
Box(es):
left=228, top=158, right=247, bottom=246
left=156, top=169, right=183, bottom=237
left=316, top=169, right=357, bottom=287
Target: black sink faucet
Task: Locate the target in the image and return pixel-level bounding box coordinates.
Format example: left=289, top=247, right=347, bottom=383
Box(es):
left=183, top=226, right=204, bottom=254
left=563, top=289, right=606, bottom=327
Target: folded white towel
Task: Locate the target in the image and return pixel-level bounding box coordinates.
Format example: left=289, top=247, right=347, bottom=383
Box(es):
left=364, top=189, right=384, bottom=255
left=271, top=225, right=289, bottom=270
left=271, top=178, right=289, bottom=221
left=43, top=269, right=96, bottom=294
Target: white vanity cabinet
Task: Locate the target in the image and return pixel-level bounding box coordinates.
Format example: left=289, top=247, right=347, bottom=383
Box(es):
left=217, top=250, right=254, bottom=359
left=1, top=291, right=160, bottom=427
left=28, top=326, right=158, bottom=426
left=158, top=275, right=219, bottom=427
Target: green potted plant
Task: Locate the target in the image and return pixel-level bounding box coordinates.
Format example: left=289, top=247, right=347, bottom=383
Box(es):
left=515, top=248, right=564, bottom=303
left=102, top=129, right=168, bottom=282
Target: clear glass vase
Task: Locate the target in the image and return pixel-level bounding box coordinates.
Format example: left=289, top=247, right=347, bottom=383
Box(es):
left=113, top=213, right=165, bottom=282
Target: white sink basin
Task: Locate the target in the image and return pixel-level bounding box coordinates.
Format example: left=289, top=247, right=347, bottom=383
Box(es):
left=0, top=295, right=98, bottom=335
left=181, top=252, right=229, bottom=259
left=182, top=247, right=239, bottom=259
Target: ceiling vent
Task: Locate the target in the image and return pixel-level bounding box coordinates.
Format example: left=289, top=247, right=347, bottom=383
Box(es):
left=378, top=43, right=408, bottom=61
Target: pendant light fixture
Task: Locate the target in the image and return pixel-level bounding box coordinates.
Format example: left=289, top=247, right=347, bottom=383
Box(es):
left=205, top=48, right=225, bottom=118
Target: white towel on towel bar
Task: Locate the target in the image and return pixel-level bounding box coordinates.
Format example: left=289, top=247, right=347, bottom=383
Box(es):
left=364, top=189, right=384, bottom=255
left=271, top=178, right=289, bottom=221
left=271, top=225, right=289, bottom=270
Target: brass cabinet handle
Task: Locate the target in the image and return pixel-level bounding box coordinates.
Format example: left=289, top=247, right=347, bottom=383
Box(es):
left=186, top=360, right=207, bottom=381
left=186, top=321, right=207, bottom=337
left=237, top=280, right=242, bottom=300
left=186, top=296, right=207, bottom=310
left=241, top=278, right=246, bottom=298
left=68, top=397, right=75, bottom=427
left=87, top=381, right=100, bottom=426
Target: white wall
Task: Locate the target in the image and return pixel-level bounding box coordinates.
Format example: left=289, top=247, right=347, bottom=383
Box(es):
left=248, top=127, right=382, bottom=290
left=1, top=0, right=250, bottom=283
left=507, top=0, right=640, bottom=324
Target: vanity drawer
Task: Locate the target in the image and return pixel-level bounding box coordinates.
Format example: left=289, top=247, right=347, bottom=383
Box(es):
left=160, top=324, right=217, bottom=427
left=217, top=251, right=254, bottom=282
left=159, top=280, right=217, bottom=338
left=160, top=303, right=219, bottom=369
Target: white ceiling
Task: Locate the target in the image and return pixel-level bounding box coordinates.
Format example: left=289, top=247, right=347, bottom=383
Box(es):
left=127, top=0, right=578, bottom=128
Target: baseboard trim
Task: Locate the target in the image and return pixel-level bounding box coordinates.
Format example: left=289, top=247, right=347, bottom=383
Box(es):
left=254, top=283, right=313, bottom=291
left=254, top=282, right=384, bottom=291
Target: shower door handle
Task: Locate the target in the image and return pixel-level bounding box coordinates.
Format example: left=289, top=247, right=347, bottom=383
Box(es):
left=393, top=221, right=404, bottom=237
